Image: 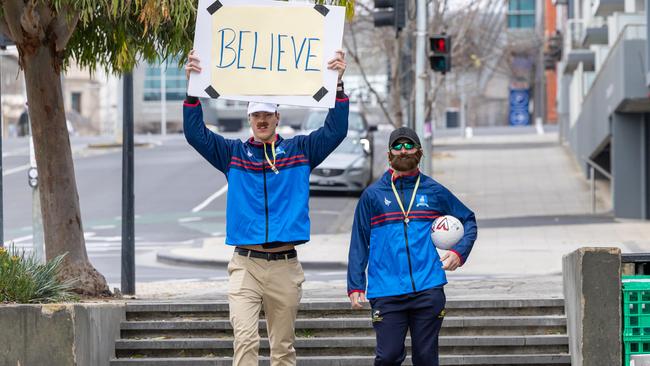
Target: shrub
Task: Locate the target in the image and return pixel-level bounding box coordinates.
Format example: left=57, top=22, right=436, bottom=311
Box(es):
left=0, top=244, right=75, bottom=303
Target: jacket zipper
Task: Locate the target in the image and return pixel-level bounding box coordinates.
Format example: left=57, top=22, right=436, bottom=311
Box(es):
left=263, top=149, right=269, bottom=243
left=400, top=180, right=417, bottom=292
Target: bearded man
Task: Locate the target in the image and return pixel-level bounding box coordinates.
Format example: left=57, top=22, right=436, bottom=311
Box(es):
left=346, top=127, right=478, bottom=366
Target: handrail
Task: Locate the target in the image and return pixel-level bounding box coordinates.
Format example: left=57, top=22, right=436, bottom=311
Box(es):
left=585, top=158, right=612, bottom=180
left=584, top=158, right=612, bottom=214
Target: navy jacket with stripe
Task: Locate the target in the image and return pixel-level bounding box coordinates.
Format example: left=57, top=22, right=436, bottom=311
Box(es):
left=183, top=98, right=349, bottom=246
left=347, top=170, right=477, bottom=299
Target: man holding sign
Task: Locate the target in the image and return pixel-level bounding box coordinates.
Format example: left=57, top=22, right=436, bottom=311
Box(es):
left=184, top=48, right=348, bottom=365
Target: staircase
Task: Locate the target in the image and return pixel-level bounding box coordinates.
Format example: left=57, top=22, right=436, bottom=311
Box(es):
left=110, top=298, right=570, bottom=365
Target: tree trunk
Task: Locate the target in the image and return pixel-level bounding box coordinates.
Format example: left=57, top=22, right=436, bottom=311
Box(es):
left=22, top=44, right=109, bottom=296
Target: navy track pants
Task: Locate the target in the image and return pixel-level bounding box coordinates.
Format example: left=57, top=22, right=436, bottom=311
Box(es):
left=369, top=287, right=446, bottom=366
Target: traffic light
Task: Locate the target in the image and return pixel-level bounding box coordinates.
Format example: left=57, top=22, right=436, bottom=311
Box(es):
left=429, top=34, right=452, bottom=74
left=543, top=32, right=562, bottom=70
left=373, top=0, right=406, bottom=30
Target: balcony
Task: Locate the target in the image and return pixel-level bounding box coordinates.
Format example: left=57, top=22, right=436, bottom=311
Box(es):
left=569, top=24, right=648, bottom=161
left=591, top=0, right=625, bottom=17
left=564, top=50, right=596, bottom=74
left=582, top=26, right=609, bottom=47
left=562, top=20, right=595, bottom=74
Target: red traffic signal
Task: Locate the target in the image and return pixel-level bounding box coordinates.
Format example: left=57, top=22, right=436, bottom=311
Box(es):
left=431, top=37, right=449, bottom=53
left=429, top=34, right=452, bottom=74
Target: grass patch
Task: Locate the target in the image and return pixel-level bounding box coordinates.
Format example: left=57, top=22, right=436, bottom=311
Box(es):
left=0, top=244, right=76, bottom=303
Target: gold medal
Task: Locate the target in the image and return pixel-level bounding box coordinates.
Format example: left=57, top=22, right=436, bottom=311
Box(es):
left=391, top=173, right=421, bottom=225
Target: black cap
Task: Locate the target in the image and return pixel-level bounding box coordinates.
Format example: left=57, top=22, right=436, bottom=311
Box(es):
left=389, top=127, right=421, bottom=149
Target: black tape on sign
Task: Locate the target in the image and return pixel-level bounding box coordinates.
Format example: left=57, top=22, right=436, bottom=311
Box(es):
left=312, top=87, right=328, bottom=102
left=207, top=1, right=223, bottom=14
left=205, top=86, right=221, bottom=99
left=314, top=5, right=330, bottom=16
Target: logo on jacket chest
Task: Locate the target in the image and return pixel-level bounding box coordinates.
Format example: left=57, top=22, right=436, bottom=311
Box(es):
left=384, top=197, right=392, bottom=206
left=416, top=194, right=429, bottom=208
left=275, top=146, right=286, bottom=156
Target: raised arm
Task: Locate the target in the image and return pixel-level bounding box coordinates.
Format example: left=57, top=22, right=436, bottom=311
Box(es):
left=183, top=50, right=234, bottom=173
left=302, top=50, right=350, bottom=168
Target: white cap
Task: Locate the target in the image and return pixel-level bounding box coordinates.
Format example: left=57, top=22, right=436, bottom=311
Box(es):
left=247, top=102, right=278, bottom=115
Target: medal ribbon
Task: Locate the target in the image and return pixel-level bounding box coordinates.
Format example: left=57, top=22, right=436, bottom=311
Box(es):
left=390, top=173, right=420, bottom=223
left=263, top=140, right=279, bottom=174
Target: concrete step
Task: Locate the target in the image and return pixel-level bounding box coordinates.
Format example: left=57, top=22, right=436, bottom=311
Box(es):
left=125, top=299, right=565, bottom=321
left=120, top=315, right=567, bottom=338
left=110, top=354, right=571, bottom=365
left=115, top=335, right=569, bottom=357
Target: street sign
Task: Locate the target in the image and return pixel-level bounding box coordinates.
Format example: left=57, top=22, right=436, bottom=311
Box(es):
left=27, top=167, right=38, bottom=188
left=509, top=88, right=530, bottom=126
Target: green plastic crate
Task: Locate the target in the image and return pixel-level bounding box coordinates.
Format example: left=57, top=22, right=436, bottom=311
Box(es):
left=624, top=337, right=650, bottom=366
left=623, top=276, right=650, bottom=365
left=623, top=276, right=650, bottom=337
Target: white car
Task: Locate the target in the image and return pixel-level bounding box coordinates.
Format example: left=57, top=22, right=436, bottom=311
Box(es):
left=309, top=134, right=372, bottom=193
left=301, top=109, right=377, bottom=163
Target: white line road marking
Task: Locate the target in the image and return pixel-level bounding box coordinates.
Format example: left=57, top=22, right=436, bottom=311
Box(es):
left=314, top=271, right=347, bottom=276
left=91, top=225, right=117, bottom=230
left=178, top=217, right=202, bottom=223
left=8, top=235, right=33, bottom=244
left=192, top=185, right=228, bottom=213
left=3, top=164, right=30, bottom=177
left=84, top=236, right=122, bottom=242
left=312, top=210, right=344, bottom=215
left=3, top=151, right=25, bottom=158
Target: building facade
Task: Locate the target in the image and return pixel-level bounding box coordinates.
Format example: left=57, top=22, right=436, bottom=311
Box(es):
left=554, top=0, right=649, bottom=218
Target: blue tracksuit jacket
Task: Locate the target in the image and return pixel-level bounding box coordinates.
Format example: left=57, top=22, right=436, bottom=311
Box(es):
left=347, top=170, right=477, bottom=299
left=183, top=98, right=349, bottom=245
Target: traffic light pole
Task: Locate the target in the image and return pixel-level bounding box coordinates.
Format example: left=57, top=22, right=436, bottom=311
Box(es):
left=121, top=73, right=135, bottom=296
left=415, top=0, right=430, bottom=176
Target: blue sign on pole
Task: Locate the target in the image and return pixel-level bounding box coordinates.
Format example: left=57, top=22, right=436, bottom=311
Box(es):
left=509, top=88, right=530, bottom=126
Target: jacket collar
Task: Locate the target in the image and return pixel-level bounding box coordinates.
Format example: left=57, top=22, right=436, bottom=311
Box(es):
left=387, top=168, right=421, bottom=183
left=246, top=134, right=282, bottom=147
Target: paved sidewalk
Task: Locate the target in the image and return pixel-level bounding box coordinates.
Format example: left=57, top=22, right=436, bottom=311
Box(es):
left=139, top=130, right=650, bottom=300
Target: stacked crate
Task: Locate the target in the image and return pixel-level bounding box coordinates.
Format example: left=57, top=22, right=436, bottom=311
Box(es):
left=623, top=276, right=650, bottom=366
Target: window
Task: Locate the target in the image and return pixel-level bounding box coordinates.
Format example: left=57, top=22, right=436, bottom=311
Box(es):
left=143, top=58, right=187, bottom=101
left=507, top=0, right=535, bottom=29
left=71, top=92, right=82, bottom=113
left=508, top=14, right=535, bottom=28
left=509, top=0, right=534, bottom=11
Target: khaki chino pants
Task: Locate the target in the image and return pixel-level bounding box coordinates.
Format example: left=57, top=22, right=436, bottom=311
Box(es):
left=227, top=251, right=305, bottom=366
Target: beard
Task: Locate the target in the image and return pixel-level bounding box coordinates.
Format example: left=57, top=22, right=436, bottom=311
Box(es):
left=390, top=150, right=422, bottom=172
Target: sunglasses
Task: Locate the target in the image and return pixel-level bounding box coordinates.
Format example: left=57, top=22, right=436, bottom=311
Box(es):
left=390, top=142, right=418, bottom=151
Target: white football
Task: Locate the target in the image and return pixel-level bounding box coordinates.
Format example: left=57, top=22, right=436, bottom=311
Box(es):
left=431, top=215, right=464, bottom=250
